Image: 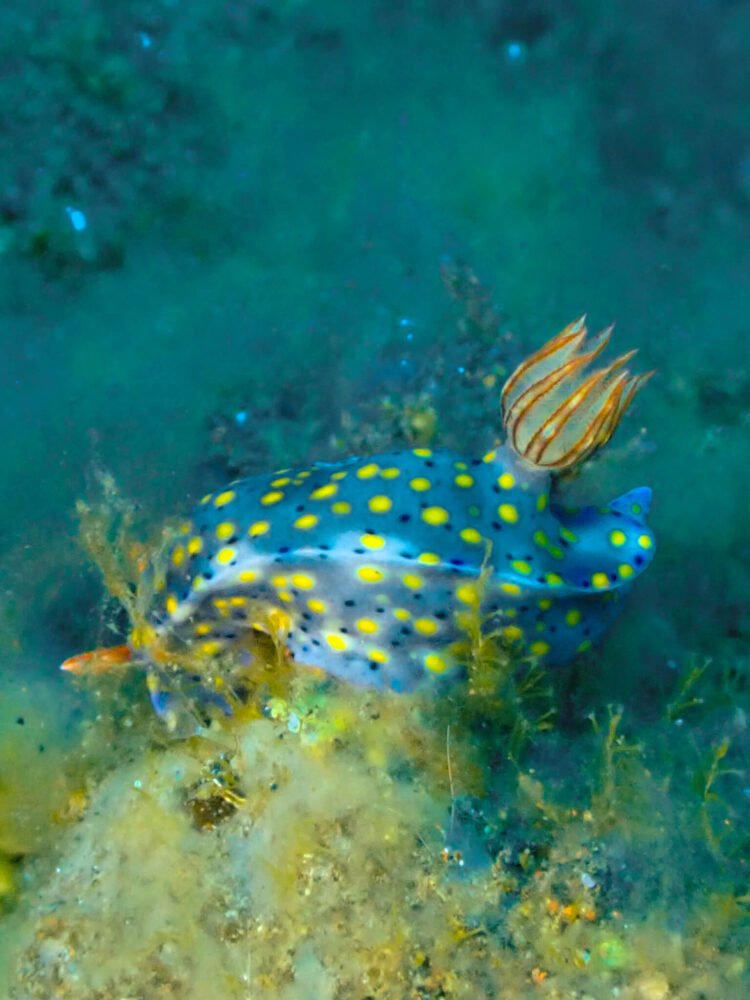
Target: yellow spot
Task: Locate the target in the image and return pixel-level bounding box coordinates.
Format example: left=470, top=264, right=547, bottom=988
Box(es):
left=538, top=598, right=552, bottom=610
left=454, top=474, right=474, bottom=488
left=278, top=591, right=293, bottom=603
left=482, top=449, right=497, bottom=463
left=368, top=495, right=393, bottom=514
left=271, top=477, right=291, bottom=488
left=511, top=560, right=532, bottom=575
left=271, top=575, right=288, bottom=589
left=192, top=577, right=206, bottom=592
left=454, top=461, right=468, bottom=470
left=216, top=521, right=236, bottom=541
left=358, top=566, right=384, bottom=583
left=545, top=572, right=563, bottom=586
left=500, top=581, right=522, bottom=596
left=331, top=501, right=352, bottom=515
left=213, top=598, right=229, bottom=612
left=418, top=551, right=441, bottom=565
left=230, top=596, right=247, bottom=607
left=413, top=448, right=432, bottom=457
left=424, top=653, right=447, bottom=674
left=165, top=595, right=178, bottom=616
left=610, top=529, right=627, bottom=547
left=422, top=506, right=450, bottom=526
left=414, top=617, right=438, bottom=636
left=171, top=546, right=185, bottom=567
left=361, top=533, right=386, bottom=549
left=326, top=633, right=348, bottom=652
left=195, top=622, right=212, bottom=636
left=331, top=470, right=348, bottom=480
left=298, top=470, right=311, bottom=479
left=187, top=536, right=203, bottom=557
left=409, top=477, right=431, bottom=492
left=498, top=472, right=515, bottom=489
left=638, top=534, right=653, bottom=549
left=310, top=483, right=338, bottom=500
left=308, top=598, right=327, bottom=613
left=532, top=530, right=547, bottom=548
left=356, top=618, right=379, bottom=634
left=200, top=493, right=212, bottom=505
left=592, top=572, right=609, bottom=589
left=530, top=641, right=550, bottom=656
left=577, top=639, right=593, bottom=653
left=291, top=573, right=316, bottom=590
left=393, top=608, right=411, bottom=621
left=460, top=528, right=482, bottom=545
left=357, top=463, right=380, bottom=480
left=548, top=545, right=564, bottom=559
left=503, top=625, right=523, bottom=642
left=294, top=513, right=319, bottom=530
left=618, top=563, right=635, bottom=579
left=201, top=640, right=223, bottom=656
left=248, top=520, right=269, bottom=538
left=560, top=527, right=578, bottom=544
left=261, top=490, right=284, bottom=506
left=536, top=494, right=548, bottom=512
left=565, top=609, right=581, bottom=626
left=381, top=467, right=401, bottom=479
left=498, top=503, right=519, bottom=524
left=267, top=608, right=291, bottom=633
left=239, top=569, right=258, bottom=583
left=215, top=547, right=236, bottom=566
left=456, top=583, right=479, bottom=606
left=402, top=573, right=423, bottom=590
left=179, top=521, right=192, bottom=535
left=368, top=648, right=389, bottom=664
left=214, top=490, right=236, bottom=508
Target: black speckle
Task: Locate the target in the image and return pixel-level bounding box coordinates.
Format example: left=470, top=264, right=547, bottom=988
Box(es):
left=353, top=547, right=365, bottom=555
left=318, top=543, right=331, bottom=550
left=302, top=612, right=312, bottom=620
left=344, top=599, right=355, bottom=607
left=471, top=458, right=482, bottom=466
left=449, top=558, right=465, bottom=567
left=400, top=626, right=412, bottom=636
left=400, top=551, right=415, bottom=560
left=38, top=744, right=45, bottom=753
left=435, top=610, right=448, bottom=620
left=610, top=573, right=618, bottom=582
left=340, top=627, right=349, bottom=634
left=391, top=639, right=402, bottom=647
left=492, top=485, right=500, bottom=494
left=375, top=607, right=385, bottom=614
left=312, top=639, right=321, bottom=646
left=399, top=513, right=411, bottom=523
left=491, top=522, right=502, bottom=531
left=16, top=717, right=24, bottom=726
left=295, top=504, right=305, bottom=513
left=318, top=553, right=329, bottom=560
left=300, top=624, right=309, bottom=633
left=369, top=661, right=380, bottom=671
left=425, top=460, right=435, bottom=468
left=536, top=577, right=545, bottom=584
left=634, top=555, right=644, bottom=566
left=582, top=580, right=591, bottom=588
left=278, top=546, right=290, bottom=554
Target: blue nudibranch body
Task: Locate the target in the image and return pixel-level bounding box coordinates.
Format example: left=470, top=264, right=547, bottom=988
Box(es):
left=62, top=317, right=655, bottom=716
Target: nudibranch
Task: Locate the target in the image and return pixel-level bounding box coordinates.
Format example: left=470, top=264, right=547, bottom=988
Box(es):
left=63, top=318, right=655, bottom=720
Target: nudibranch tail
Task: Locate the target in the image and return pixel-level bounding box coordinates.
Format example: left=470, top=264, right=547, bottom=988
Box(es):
left=501, top=317, right=653, bottom=471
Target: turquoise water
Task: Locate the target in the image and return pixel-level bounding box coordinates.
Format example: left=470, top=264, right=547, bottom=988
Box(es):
left=1, top=3, right=748, bottom=997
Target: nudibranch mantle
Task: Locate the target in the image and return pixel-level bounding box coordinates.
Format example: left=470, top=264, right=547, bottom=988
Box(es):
left=154, top=444, right=654, bottom=692
left=62, top=317, right=655, bottom=711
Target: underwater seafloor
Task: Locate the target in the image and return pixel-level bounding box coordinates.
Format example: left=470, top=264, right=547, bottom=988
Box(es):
left=1, top=2, right=749, bottom=998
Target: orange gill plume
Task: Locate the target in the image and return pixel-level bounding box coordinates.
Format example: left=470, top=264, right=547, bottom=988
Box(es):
left=501, top=316, right=653, bottom=471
